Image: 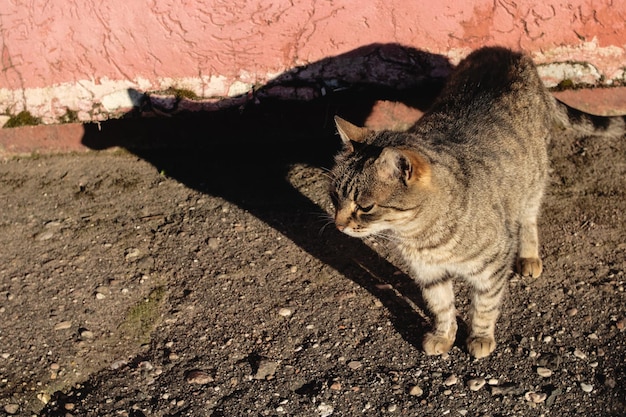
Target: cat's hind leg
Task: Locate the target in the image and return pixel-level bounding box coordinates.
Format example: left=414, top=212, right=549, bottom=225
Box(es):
left=420, top=274, right=458, bottom=356
left=516, top=192, right=543, bottom=278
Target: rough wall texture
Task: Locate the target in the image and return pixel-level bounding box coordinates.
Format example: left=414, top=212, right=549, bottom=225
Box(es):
left=1, top=0, right=625, bottom=124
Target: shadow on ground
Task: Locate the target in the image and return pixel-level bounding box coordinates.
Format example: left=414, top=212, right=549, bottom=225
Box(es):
left=80, top=44, right=450, bottom=352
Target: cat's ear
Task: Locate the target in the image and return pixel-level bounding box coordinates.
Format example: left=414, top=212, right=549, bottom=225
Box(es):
left=376, top=148, right=431, bottom=186
left=334, top=116, right=370, bottom=153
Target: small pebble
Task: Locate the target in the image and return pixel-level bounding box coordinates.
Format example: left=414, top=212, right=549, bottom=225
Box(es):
left=468, top=378, right=486, bottom=391
left=573, top=348, right=587, bottom=359
left=546, top=387, right=562, bottom=406
left=37, top=230, right=55, bottom=241
left=409, top=385, right=423, bottom=396
left=95, top=292, right=106, bottom=300
left=537, top=352, right=561, bottom=369
left=387, top=404, right=397, bottom=412
left=289, top=265, right=298, bottom=273
left=580, top=383, right=593, bottom=393
left=37, top=392, right=50, bottom=404
left=330, top=381, right=342, bottom=390
left=95, top=285, right=110, bottom=295
left=443, top=374, right=458, bottom=386
left=588, top=332, right=599, bottom=340
left=185, top=369, right=214, bottom=385
left=54, top=321, right=72, bottom=331
left=207, top=238, right=219, bottom=250
left=566, top=308, right=578, bottom=317
left=543, top=335, right=553, bottom=343
left=490, top=382, right=521, bottom=396
left=616, top=318, right=625, bottom=331
left=317, top=403, right=334, bottom=417
left=110, top=359, right=127, bottom=370
left=278, top=308, right=292, bottom=317
left=125, top=248, right=141, bottom=260
left=604, top=377, right=617, bottom=389
left=536, top=367, right=553, bottom=378
left=80, top=329, right=95, bottom=340
left=138, top=361, right=154, bottom=372
left=488, top=378, right=499, bottom=385
left=347, top=361, right=362, bottom=370
left=4, top=404, right=19, bottom=415
left=254, top=360, right=279, bottom=380
left=64, top=403, right=75, bottom=411
left=525, top=391, right=547, bottom=403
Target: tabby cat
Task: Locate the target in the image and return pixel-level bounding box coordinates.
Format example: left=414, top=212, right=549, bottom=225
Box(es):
left=329, top=46, right=625, bottom=358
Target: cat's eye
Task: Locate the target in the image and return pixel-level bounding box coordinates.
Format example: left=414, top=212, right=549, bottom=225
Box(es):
left=358, top=204, right=374, bottom=213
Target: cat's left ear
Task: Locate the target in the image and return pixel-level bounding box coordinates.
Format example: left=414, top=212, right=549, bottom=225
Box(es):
left=334, top=116, right=371, bottom=153
left=376, top=147, right=431, bottom=186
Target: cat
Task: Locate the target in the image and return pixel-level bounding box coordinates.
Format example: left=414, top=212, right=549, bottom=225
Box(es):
left=329, top=46, right=626, bottom=359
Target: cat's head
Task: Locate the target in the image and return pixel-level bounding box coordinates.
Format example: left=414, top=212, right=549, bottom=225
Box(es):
left=329, top=117, right=432, bottom=238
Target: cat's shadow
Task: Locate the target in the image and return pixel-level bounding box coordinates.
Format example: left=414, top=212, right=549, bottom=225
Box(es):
left=81, top=43, right=452, bottom=353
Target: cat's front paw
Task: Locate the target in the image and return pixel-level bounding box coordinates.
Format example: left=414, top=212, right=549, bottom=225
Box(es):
left=516, top=257, right=543, bottom=278
left=467, top=336, right=496, bottom=359
left=423, top=332, right=454, bottom=356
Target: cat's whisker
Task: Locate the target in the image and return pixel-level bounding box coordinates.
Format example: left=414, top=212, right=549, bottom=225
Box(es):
left=317, top=167, right=335, bottom=181
left=307, top=211, right=337, bottom=236
left=318, top=220, right=336, bottom=236
left=382, top=235, right=404, bottom=245
left=370, top=231, right=403, bottom=244
left=311, top=211, right=334, bottom=222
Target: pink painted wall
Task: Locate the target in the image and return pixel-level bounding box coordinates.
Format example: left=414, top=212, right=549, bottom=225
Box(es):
left=1, top=0, right=626, bottom=124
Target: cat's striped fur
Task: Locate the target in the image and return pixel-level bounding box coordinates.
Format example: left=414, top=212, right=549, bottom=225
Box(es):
left=329, top=46, right=625, bottom=358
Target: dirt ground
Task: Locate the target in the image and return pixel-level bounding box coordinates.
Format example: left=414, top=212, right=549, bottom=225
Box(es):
left=1, top=93, right=625, bottom=417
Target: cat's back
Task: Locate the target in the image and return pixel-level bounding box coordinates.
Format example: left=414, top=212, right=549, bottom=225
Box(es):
left=413, top=47, right=553, bottom=151
left=432, top=47, right=550, bottom=118
left=403, top=47, right=550, bottom=191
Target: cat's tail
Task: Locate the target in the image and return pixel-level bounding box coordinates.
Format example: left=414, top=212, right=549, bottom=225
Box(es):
left=552, top=96, right=626, bottom=138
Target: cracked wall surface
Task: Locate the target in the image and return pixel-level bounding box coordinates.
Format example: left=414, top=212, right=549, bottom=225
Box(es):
left=1, top=0, right=625, bottom=124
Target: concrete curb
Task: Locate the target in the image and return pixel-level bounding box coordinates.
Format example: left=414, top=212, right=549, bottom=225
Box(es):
left=1, top=87, right=625, bottom=160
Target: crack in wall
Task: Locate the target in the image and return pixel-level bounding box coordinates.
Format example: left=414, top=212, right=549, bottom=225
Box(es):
left=0, top=15, right=28, bottom=112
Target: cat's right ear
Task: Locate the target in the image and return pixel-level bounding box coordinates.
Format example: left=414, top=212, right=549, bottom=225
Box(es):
left=334, top=116, right=370, bottom=153
left=376, top=147, right=431, bottom=187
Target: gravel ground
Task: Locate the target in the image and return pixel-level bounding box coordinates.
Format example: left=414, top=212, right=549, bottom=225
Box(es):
left=0, top=96, right=625, bottom=417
